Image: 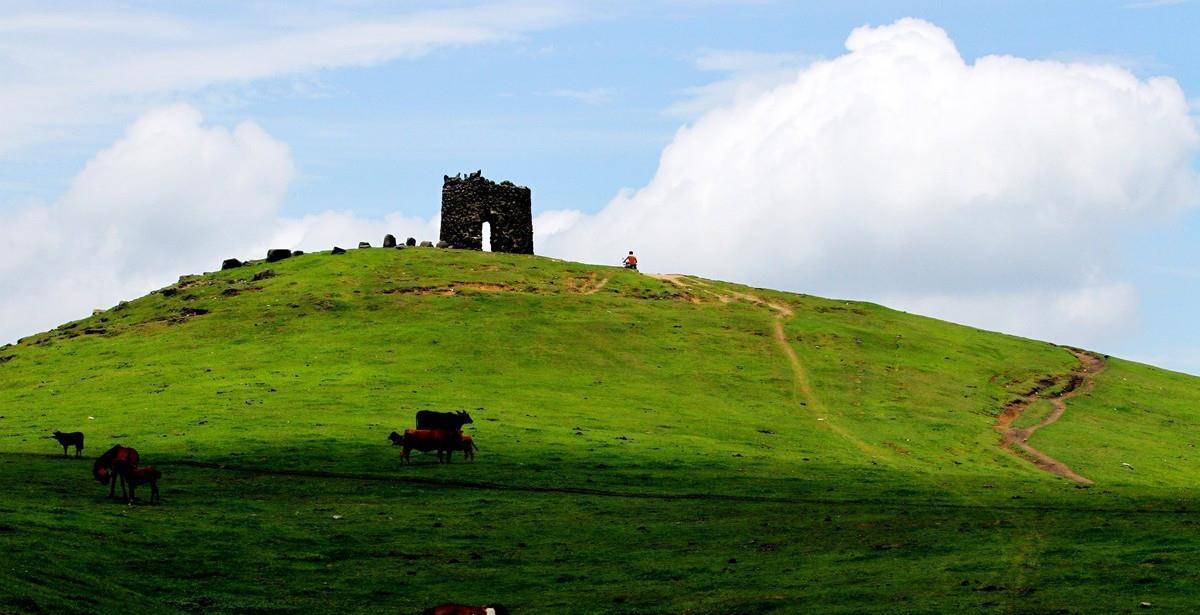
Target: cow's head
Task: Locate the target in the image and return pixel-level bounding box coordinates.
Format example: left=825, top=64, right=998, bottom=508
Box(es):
left=387, top=431, right=403, bottom=446
left=457, top=411, right=474, bottom=425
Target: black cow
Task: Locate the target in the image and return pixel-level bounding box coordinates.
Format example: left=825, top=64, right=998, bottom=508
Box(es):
left=416, top=410, right=473, bottom=432
left=51, top=431, right=84, bottom=458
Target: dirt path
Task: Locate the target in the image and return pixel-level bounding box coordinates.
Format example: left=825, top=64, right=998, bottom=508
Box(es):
left=582, top=276, right=609, bottom=295
left=993, top=349, right=1106, bottom=485
left=652, top=274, right=878, bottom=457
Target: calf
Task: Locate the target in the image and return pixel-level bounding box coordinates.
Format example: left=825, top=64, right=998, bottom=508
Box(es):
left=51, top=431, right=84, bottom=458
left=395, top=429, right=461, bottom=464
left=114, top=462, right=161, bottom=505
left=459, top=435, right=477, bottom=461
left=422, top=605, right=509, bottom=615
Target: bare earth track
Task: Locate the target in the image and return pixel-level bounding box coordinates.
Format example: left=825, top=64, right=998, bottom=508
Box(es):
left=653, top=274, right=879, bottom=457
left=993, top=349, right=1106, bottom=485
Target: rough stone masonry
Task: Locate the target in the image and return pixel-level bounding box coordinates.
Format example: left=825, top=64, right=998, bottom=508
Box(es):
left=439, top=171, right=533, bottom=254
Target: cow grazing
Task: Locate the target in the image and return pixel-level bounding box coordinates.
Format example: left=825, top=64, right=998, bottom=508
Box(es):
left=114, top=462, right=161, bottom=505
left=422, top=604, right=509, bottom=615
left=396, top=429, right=461, bottom=464
left=93, top=445, right=140, bottom=499
left=51, top=431, right=85, bottom=457
left=416, top=410, right=473, bottom=432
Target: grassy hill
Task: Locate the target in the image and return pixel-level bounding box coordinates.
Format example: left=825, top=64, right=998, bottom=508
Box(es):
left=2, top=247, right=1199, bottom=613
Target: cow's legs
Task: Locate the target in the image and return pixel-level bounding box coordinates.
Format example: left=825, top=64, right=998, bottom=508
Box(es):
left=150, top=482, right=159, bottom=504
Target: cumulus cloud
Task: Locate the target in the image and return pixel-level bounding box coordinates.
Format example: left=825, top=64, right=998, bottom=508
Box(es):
left=541, top=18, right=1200, bottom=347
left=0, top=105, right=434, bottom=343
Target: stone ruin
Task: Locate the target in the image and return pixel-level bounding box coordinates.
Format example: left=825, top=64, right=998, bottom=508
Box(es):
left=219, top=174, right=533, bottom=270
left=439, top=171, right=533, bottom=254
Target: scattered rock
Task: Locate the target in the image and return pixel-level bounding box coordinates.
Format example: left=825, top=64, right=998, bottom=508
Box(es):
left=419, top=241, right=434, bottom=248
left=252, top=269, right=275, bottom=282
left=406, top=237, right=417, bottom=247
left=83, top=327, right=107, bottom=335
left=179, top=307, right=209, bottom=317
left=92, top=309, right=104, bottom=316
left=395, top=244, right=406, bottom=251
left=383, top=234, right=397, bottom=248
left=160, top=287, right=178, bottom=297
left=358, top=242, right=371, bottom=249
left=221, top=258, right=243, bottom=270
left=292, top=250, right=304, bottom=256
left=1140, top=602, right=1153, bottom=609
left=436, top=240, right=451, bottom=249
left=221, top=288, right=239, bottom=297
left=266, top=249, right=292, bottom=263
left=331, top=247, right=347, bottom=255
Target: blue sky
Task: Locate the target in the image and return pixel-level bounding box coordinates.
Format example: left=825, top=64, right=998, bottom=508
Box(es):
left=1, top=1, right=1199, bottom=373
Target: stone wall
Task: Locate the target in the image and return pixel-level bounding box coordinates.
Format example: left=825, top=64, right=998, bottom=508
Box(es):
left=439, top=171, right=534, bottom=254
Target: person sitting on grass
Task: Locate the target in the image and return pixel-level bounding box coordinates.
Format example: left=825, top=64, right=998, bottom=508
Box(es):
left=622, top=251, right=638, bottom=271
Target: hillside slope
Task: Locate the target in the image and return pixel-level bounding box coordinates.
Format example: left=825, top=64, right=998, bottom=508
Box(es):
left=2, top=248, right=1199, bottom=613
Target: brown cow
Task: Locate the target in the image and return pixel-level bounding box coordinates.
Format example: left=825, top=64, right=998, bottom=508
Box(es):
left=422, top=605, right=509, bottom=615
left=459, top=435, right=476, bottom=461
left=113, top=462, right=161, bottom=505
left=391, top=429, right=461, bottom=464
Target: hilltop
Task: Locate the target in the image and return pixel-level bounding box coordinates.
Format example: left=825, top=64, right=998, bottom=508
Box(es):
left=2, top=247, right=1199, bottom=613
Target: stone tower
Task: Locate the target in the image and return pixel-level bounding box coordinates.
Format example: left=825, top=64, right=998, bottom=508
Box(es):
left=439, top=171, right=534, bottom=254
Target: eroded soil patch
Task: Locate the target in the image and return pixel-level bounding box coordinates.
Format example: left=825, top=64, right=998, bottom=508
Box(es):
left=994, top=349, right=1106, bottom=485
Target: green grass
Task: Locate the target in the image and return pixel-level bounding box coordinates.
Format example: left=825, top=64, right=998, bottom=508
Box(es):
left=1, top=247, right=1198, bottom=613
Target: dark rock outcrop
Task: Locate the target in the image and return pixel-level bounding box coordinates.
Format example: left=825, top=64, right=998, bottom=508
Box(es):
left=222, top=258, right=243, bottom=270
left=436, top=241, right=451, bottom=249
left=440, top=171, right=533, bottom=254
left=358, top=242, right=371, bottom=249
left=292, top=250, right=304, bottom=257
left=331, top=247, right=347, bottom=255
left=419, top=241, right=434, bottom=247
left=266, top=249, right=292, bottom=263
left=383, top=234, right=397, bottom=248
left=406, top=237, right=417, bottom=247
left=252, top=269, right=275, bottom=282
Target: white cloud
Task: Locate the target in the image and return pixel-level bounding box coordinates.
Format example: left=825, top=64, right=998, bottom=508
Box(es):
left=541, top=18, right=1200, bottom=348
left=0, top=105, right=435, bottom=344
left=668, top=48, right=813, bottom=118
left=1123, top=0, right=1189, bottom=8
left=0, top=2, right=585, bottom=155
left=547, top=88, right=616, bottom=105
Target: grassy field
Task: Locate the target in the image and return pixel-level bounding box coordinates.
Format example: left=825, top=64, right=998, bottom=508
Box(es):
left=1, top=247, right=1199, bottom=613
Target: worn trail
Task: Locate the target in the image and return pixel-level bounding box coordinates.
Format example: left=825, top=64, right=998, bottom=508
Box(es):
left=994, top=349, right=1106, bottom=485
left=652, top=274, right=878, bottom=457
